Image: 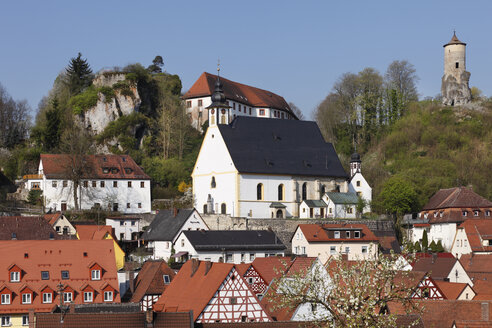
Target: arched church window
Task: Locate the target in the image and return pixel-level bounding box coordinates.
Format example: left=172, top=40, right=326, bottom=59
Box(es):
left=211, top=177, right=216, bottom=188
left=257, top=183, right=263, bottom=200
left=221, top=203, right=227, bottom=214
left=278, top=184, right=284, bottom=201
left=302, top=183, right=307, bottom=201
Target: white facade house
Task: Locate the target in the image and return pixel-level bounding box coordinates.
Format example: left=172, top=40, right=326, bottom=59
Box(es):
left=322, top=192, right=358, bottom=219
left=299, top=200, right=327, bottom=219
left=192, top=79, right=349, bottom=219
left=347, top=152, right=372, bottom=213
left=141, top=208, right=209, bottom=261
left=183, top=72, right=298, bottom=131
left=173, top=230, right=286, bottom=264
left=25, top=154, right=151, bottom=214
left=43, top=213, right=76, bottom=235
left=106, top=217, right=140, bottom=241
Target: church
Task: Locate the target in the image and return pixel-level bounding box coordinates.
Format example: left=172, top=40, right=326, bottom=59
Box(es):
left=192, top=72, right=372, bottom=219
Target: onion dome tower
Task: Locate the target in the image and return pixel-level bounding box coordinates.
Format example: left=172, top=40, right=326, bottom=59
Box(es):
left=350, top=152, right=361, bottom=178
left=206, top=62, right=231, bottom=126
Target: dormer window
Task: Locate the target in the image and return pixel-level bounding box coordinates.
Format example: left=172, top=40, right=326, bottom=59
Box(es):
left=462, top=211, right=468, bottom=217
left=1, top=294, right=10, bottom=305
left=103, top=291, right=113, bottom=302
left=102, top=168, right=110, bottom=174
left=84, top=291, right=93, bottom=302
left=91, top=269, right=101, bottom=280
left=10, top=271, right=20, bottom=282
left=354, top=231, right=361, bottom=238
left=111, top=168, right=119, bottom=174
left=346, top=231, right=351, bottom=238
left=22, top=293, right=31, bottom=304
left=124, top=168, right=133, bottom=174
left=474, top=210, right=479, bottom=217
left=163, top=275, right=170, bottom=284
left=42, top=292, right=52, bottom=304
left=334, top=231, right=340, bottom=239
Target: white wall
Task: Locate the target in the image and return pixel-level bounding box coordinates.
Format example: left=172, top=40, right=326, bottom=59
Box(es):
left=106, top=218, right=140, bottom=241
left=348, top=172, right=372, bottom=213
left=322, top=195, right=357, bottom=219
left=451, top=228, right=472, bottom=258
left=299, top=203, right=326, bottom=219
left=428, top=223, right=457, bottom=251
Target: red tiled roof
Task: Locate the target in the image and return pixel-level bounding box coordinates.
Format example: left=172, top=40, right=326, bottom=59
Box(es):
left=251, top=257, right=292, bottom=284
left=130, top=261, right=175, bottom=303
left=459, top=219, right=492, bottom=252
left=297, top=224, right=379, bottom=242
left=461, top=254, right=492, bottom=274
left=44, top=213, right=62, bottom=226
left=75, top=225, right=114, bottom=240
left=0, top=216, right=64, bottom=240
left=153, top=260, right=235, bottom=320
left=40, top=154, right=150, bottom=180
left=36, top=313, right=146, bottom=328
left=470, top=279, right=492, bottom=300
left=413, top=223, right=430, bottom=227
left=411, top=256, right=458, bottom=280
left=434, top=281, right=469, bottom=300
left=285, top=257, right=316, bottom=277
left=183, top=72, right=294, bottom=115
left=0, top=240, right=120, bottom=313
left=422, top=187, right=492, bottom=211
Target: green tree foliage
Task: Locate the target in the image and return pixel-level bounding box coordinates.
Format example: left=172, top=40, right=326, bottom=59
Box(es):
left=422, top=230, right=429, bottom=252
left=0, top=84, right=31, bottom=149
left=377, top=176, right=418, bottom=217
left=147, top=55, right=164, bottom=74
left=413, top=241, right=422, bottom=252
left=42, top=98, right=62, bottom=151
left=27, top=189, right=43, bottom=205
left=436, top=240, right=444, bottom=253
left=429, top=240, right=437, bottom=252
left=65, top=52, right=93, bottom=95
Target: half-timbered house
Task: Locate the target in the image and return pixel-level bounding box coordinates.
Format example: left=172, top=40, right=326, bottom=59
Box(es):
left=239, top=257, right=292, bottom=299
left=153, top=259, right=271, bottom=323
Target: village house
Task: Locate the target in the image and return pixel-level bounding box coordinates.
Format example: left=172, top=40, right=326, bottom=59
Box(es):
left=105, top=216, right=141, bottom=241
left=0, top=216, right=66, bottom=240
left=75, top=224, right=125, bottom=270
left=0, top=240, right=120, bottom=328
left=43, top=213, right=76, bottom=235
left=24, top=154, right=151, bottom=214
left=128, top=260, right=175, bottom=311
left=141, top=208, right=209, bottom=261
left=451, top=219, right=492, bottom=258
left=173, top=230, right=286, bottom=264
left=153, top=259, right=271, bottom=323
left=322, top=192, right=359, bottom=219
left=292, top=224, right=379, bottom=264
left=183, top=71, right=297, bottom=130
left=410, top=187, right=492, bottom=251
left=347, top=152, right=372, bottom=213
left=411, top=253, right=473, bottom=286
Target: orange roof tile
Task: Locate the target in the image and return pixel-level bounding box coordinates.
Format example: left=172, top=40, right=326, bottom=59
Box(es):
left=153, top=260, right=235, bottom=320
left=40, top=154, right=150, bottom=180
left=75, top=224, right=114, bottom=240
left=434, top=281, right=469, bottom=300
left=423, top=187, right=492, bottom=211
left=183, top=72, right=294, bottom=116
left=0, top=240, right=120, bottom=313
left=297, top=224, right=378, bottom=242
left=130, top=261, right=175, bottom=303
left=43, top=213, right=62, bottom=226
left=461, top=254, right=492, bottom=275
left=459, top=219, right=492, bottom=252
left=251, top=257, right=292, bottom=284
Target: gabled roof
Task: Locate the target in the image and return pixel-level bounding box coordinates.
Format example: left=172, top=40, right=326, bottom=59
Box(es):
left=422, top=187, right=492, bottom=210
left=39, top=154, right=150, bottom=180
left=458, top=219, right=492, bottom=252
left=302, top=200, right=327, bottom=208
left=153, top=260, right=235, bottom=320
left=181, top=230, right=286, bottom=251
left=43, top=213, right=62, bottom=225
left=325, top=192, right=359, bottom=204
left=141, top=209, right=200, bottom=241
left=411, top=256, right=459, bottom=280
left=0, top=216, right=64, bottom=240
left=434, top=281, right=470, bottom=300
left=183, top=72, right=294, bottom=115
left=75, top=224, right=114, bottom=240
left=130, top=260, right=175, bottom=303
left=217, top=117, right=348, bottom=178
left=296, top=224, right=378, bottom=243
left=461, top=253, right=492, bottom=274
left=250, top=257, right=293, bottom=284
left=0, top=240, right=120, bottom=313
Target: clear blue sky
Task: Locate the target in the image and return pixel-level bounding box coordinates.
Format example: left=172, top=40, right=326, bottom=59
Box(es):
left=1, top=0, right=491, bottom=119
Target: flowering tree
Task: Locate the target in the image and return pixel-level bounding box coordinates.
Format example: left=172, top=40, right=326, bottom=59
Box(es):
left=267, top=252, right=422, bottom=327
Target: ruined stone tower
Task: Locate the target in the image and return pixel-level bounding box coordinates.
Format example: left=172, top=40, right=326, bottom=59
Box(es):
left=441, top=32, right=471, bottom=106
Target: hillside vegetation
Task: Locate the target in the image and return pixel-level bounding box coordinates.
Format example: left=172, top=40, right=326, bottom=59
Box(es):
left=365, top=100, right=492, bottom=213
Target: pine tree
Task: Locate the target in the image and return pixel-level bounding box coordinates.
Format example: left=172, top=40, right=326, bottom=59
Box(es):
left=65, top=52, right=93, bottom=95
left=429, top=240, right=437, bottom=252
left=436, top=240, right=445, bottom=253
left=422, top=230, right=429, bottom=252
left=43, top=98, right=62, bottom=151
left=414, top=241, right=422, bottom=252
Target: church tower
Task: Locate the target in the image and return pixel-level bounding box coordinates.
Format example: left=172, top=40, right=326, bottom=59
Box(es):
left=350, top=152, right=361, bottom=178
left=206, top=65, right=231, bottom=126
left=441, top=32, right=471, bottom=106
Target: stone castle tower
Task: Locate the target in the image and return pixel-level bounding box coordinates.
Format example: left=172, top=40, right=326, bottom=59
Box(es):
left=441, top=32, right=471, bottom=106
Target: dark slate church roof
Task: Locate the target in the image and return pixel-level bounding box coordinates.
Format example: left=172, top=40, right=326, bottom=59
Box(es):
left=141, top=209, right=198, bottom=241
left=218, top=117, right=348, bottom=178
left=181, top=230, right=286, bottom=251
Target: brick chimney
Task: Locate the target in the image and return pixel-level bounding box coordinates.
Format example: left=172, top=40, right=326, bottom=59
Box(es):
left=129, top=271, right=135, bottom=294
left=204, top=261, right=212, bottom=275
left=191, top=259, right=200, bottom=277
left=146, top=309, right=154, bottom=327
left=173, top=207, right=178, bottom=217
left=482, top=302, right=489, bottom=321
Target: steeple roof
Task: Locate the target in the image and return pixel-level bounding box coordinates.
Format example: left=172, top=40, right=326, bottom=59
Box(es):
left=443, top=32, right=466, bottom=47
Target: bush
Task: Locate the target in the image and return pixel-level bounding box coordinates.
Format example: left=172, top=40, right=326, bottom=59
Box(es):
left=27, top=189, right=43, bottom=205
left=69, top=87, right=99, bottom=114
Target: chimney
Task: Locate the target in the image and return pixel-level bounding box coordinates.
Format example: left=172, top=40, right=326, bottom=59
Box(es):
left=190, top=259, right=200, bottom=277
left=146, top=309, right=154, bottom=326
left=482, top=302, right=489, bottom=321
left=69, top=303, right=76, bottom=313
left=173, top=208, right=178, bottom=217
left=129, top=271, right=135, bottom=294
left=204, top=261, right=212, bottom=275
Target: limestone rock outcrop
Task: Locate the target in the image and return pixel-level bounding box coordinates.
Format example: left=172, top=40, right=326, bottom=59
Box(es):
left=441, top=71, right=471, bottom=106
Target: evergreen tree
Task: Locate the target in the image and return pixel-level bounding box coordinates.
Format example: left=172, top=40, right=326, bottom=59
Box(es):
left=65, top=52, right=93, bottom=95
left=43, top=98, right=62, bottom=151
left=436, top=240, right=445, bottom=253
left=148, top=55, right=164, bottom=74
left=429, top=240, right=437, bottom=252
left=422, top=230, right=429, bottom=252
left=414, top=241, right=422, bottom=252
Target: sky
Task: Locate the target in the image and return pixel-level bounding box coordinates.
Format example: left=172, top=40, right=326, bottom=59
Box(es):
left=1, top=0, right=491, bottom=120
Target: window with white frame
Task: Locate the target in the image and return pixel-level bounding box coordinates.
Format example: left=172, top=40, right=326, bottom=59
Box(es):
left=91, top=269, right=101, bottom=280
left=84, top=292, right=93, bottom=302
left=362, top=246, right=368, bottom=254
left=1, top=316, right=11, bottom=327
left=43, top=292, right=52, bottom=304
left=330, top=246, right=336, bottom=254
left=1, top=294, right=10, bottom=305
left=10, top=271, right=20, bottom=282
left=64, top=292, right=73, bottom=303
left=22, top=315, right=28, bottom=326
left=354, top=231, right=360, bottom=238
left=334, top=231, right=340, bottom=239
left=345, top=247, right=350, bottom=254
left=104, top=291, right=113, bottom=302
left=22, top=293, right=31, bottom=304
left=346, top=231, right=351, bottom=238
left=250, top=253, right=255, bottom=261
left=163, top=275, right=170, bottom=284
left=301, top=246, right=306, bottom=254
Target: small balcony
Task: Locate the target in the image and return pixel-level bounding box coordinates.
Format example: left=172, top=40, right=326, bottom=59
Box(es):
left=23, top=174, right=43, bottom=180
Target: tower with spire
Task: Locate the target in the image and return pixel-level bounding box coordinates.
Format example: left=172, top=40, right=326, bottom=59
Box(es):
left=206, top=62, right=231, bottom=126
left=441, top=31, right=471, bottom=106
left=348, top=152, right=372, bottom=213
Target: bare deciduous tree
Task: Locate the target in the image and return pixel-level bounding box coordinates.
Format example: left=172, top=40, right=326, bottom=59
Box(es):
left=0, top=83, right=31, bottom=149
